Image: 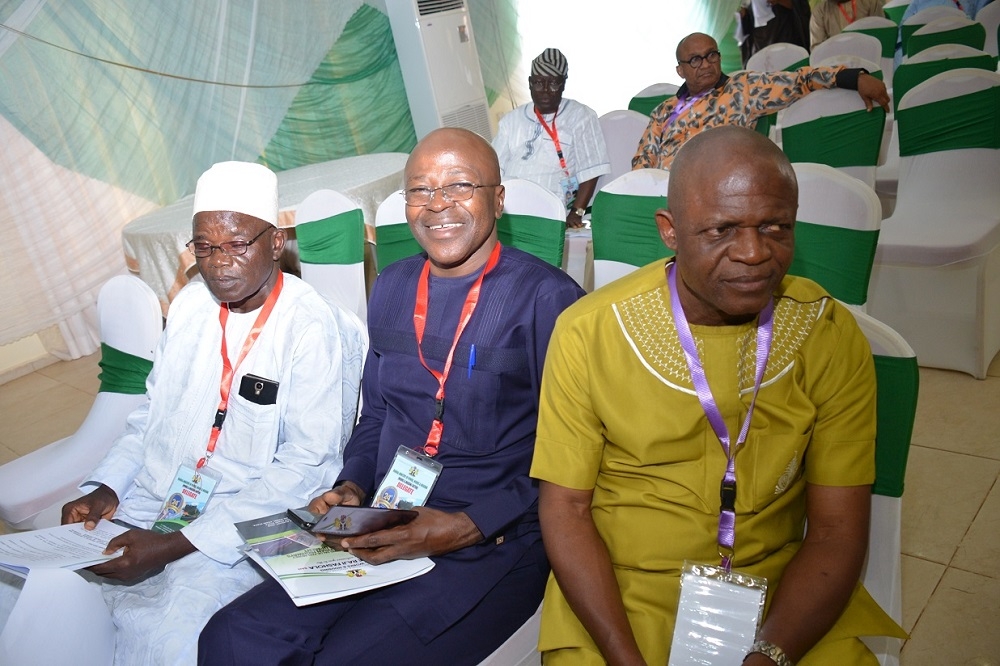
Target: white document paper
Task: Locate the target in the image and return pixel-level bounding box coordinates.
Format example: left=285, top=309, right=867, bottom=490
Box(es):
left=0, top=520, right=128, bottom=577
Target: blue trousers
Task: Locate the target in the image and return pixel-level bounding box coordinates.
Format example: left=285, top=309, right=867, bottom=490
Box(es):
left=198, top=539, right=547, bottom=666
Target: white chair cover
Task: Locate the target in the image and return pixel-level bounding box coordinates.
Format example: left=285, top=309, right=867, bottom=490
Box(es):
left=868, top=68, right=1000, bottom=378
left=746, top=42, right=810, bottom=72
left=810, top=31, right=884, bottom=67
left=0, top=568, right=115, bottom=666
left=476, top=603, right=542, bottom=666
left=908, top=15, right=985, bottom=56
left=501, top=178, right=567, bottom=220
left=904, top=4, right=966, bottom=26
left=594, top=109, right=651, bottom=201
left=844, top=16, right=900, bottom=89
left=0, top=275, right=161, bottom=531
left=633, top=82, right=680, bottom=98
left=295, top=188, right=368, bottom=323
left=373, top=190, right=421, bottom=273
left=977, top=0, right=1000, bottom=56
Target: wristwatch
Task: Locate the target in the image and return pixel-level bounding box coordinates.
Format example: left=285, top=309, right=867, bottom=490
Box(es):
left=571, top=207, right=586, bottom=218
left=746, top=639, right=794, bottom=666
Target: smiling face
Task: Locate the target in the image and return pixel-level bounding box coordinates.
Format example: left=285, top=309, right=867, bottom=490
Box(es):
left=403, top=128, right=504, bottom=277
left=192, top=211, right=285, bottom=312
left=675, top=33, right=723, bottom=97
left=656, top=128, right=797, bottom=326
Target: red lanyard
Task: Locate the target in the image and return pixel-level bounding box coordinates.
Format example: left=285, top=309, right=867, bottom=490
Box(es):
left=199, top=270, right=284, bottom=469
left=837, top=0, right=857, bottom=23
left=412, top=242, right=502, bottom=457
left=535, top=108, right=572, bottom=179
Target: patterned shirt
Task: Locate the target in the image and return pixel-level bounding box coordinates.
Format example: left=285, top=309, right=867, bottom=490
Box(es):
left=631, top=67, right=843, bottom=170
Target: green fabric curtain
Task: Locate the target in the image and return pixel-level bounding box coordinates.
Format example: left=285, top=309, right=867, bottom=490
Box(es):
left=906, top=22, right=987, bottom=58
left=376, top=224, right=423, bottom=272
left=260, top=5, right=417, bottom=170
left=629, top=94, right=674, bottom=117
left=897, top=86, right=1000, bottom=156
left=852, top=25, right=898, bottom=58
left=297, top=209, right=365, bottom=265
left=787, top=222, right=880, bottom=305
left=497, top=213, right=565, bottom=268
left=892, top=54, right=996, bottom=111
left=591, top=192, right=673, bottom=267
left=872, top=354, right=920, bottom=498
left=98, top=343, right=153, bottom=394
left=781, top=107, right=886, bottom=168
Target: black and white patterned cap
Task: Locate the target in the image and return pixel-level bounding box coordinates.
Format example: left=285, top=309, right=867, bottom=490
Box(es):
left=531, top=48, right=568, bottom=78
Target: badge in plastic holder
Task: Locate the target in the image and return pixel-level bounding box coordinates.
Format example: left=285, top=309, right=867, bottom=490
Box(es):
left=151, top=463, right=221, bottom=534
left=667, top=561, right=768, bottom=666
left=559, top=175, right=580, bottom=206
left=372, top=445, right=443, bottom=509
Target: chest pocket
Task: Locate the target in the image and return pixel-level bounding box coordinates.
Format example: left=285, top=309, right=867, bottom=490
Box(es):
left=221, top=389, right=279, bottom=470
left=745, top=434, right=809, bottom=512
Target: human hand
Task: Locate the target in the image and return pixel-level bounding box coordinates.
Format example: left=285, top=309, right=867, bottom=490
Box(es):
left=566, top=210, right=585, bottom=229
left=61, top=484, right=119, bottom=529
left=307, top=480, right=365, bottom=515
left=336, top=507, right=483, bottom=565
left=857, top=73, right=890, bottom=112
left=87, top=528, right=195, bottom=581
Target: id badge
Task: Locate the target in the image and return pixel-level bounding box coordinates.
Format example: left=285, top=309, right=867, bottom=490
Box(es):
left=667, top=561, right=767, bottom=666
left=559, top=175, right=580, bottom=206
left=151, top=464, right=221, bottom=533
left=371, top=446, right=443, bottom=509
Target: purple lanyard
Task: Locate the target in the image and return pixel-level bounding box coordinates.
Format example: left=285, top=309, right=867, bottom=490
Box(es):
left=668, top=263, right=774, bottom=571
left=666, top=89, right=710, bottom=125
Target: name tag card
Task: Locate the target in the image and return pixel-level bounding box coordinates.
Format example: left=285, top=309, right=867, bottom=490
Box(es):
left=151, top=464, right=221, bottom=533
left=372, top=446, right=443, bottom=509
left=668, top=561, right=767, bottom=666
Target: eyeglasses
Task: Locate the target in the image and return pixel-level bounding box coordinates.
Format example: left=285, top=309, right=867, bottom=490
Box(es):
left=186, top=226, right=272, bottom=258
left=678, top=49, right=721, bottom=68
left=528, top=76, right=565, bottom=93
left=402, top=182, right=499, bottom=207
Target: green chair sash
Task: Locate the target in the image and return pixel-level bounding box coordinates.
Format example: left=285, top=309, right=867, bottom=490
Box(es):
left=906, top=22, right=986, bottom=57
left=853, top=25, right=898, bottom=58
left=897, top=85, right=1000, bottom=156
left=497, top=213, right=565, bottom=268
left=296, top=209, right=364, bottom=265
left=755, top=113, right=776, bottom=136
left=884, top=4, right=908, bottom=24
left=98, top=343, right=153, bottom=395
left=872, top=354, right=920, bottom=498
left=782, top=107, right=886, bottom=168
left=892, top=54, right=995, bottom=112
left=591, top=191, right=673, bottom=267
left=629, top=93, right=674, bottom=116
left=785, top=57, right=810, bottom=71
left=787, top=222, right=880, bottom=305
left=376, top=223, right=422, bottom=272
left=900, top=22, right=921, bottom=53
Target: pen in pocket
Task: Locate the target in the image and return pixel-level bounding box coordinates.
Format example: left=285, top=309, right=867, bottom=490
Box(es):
left=468, top=344, right=476, bottom=378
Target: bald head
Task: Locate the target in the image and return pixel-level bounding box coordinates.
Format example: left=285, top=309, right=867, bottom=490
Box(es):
left=676, top=32, right=715, bottom=61
left=406, top=128, right=500, bottom=185
left=667, top=126, right=797, bottom=219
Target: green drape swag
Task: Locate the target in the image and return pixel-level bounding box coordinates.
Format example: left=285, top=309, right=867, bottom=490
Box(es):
left=297, top=209, right=365, bottom=264
left=591, top=192, right=673, bottom=267
left=897, top=86, right=1000, bottom=156
left=98, top=343, right=154, bottom=394
left=782, top=107, right=886, bottom=167
left=787, top=222, right=880, bottom=305
left=497, top=213, right=565, bottom=268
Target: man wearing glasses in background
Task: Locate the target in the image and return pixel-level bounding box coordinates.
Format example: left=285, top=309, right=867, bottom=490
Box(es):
left=632, top=32, right=891, bottom=170
left=10, top=161, right=367, bottom=664
left=200, top=128, right=584, bottom=664
left=493, top=47, right=610, bottom=229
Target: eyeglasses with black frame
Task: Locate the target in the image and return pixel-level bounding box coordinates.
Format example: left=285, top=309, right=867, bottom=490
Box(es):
left=678, top=49, right=721, bottom=68
left=528, top=76, right=566, bottom=93
left=186, top=226, right=273, bottom=258
left=402, top=182, right=499, bottom=207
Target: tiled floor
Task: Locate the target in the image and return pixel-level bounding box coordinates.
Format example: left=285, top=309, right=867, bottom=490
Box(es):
left=1, top=352, right=998, bottom=664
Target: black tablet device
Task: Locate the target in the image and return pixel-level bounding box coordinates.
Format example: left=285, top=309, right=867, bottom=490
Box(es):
left=287, top=506, right=418, bottom=537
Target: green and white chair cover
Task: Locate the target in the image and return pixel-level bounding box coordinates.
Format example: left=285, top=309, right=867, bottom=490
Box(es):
left=907, top=15, right=987, bottom=57
left=594, top=109, right=650, bottom=200
left=296, top=189, right=368, bottom=323
left=0, top=275, right=161, bottom=531
left=782, top=88, right=887, bottom=189
left=590, top=168, right=671, bottom=290
left=869, top=68, right=1000, bottom=378
left=977, top=0, right=1000, bottom=57
left=892, top=43, right=995, bottom=112
left=811, top=31, right=883, bottom=67
left=852, top=308, right=919, bottom=666
left=746, top=43, right=810, bottom=140
left=900, top=4, right=966, bottom=55
left=844, top=16, right=899, bottom=89
left=374, top=190, right=422, bottom=273
left=789, top=163, right=883, bottom=308
left=497, top=178, right=566, bottom=269
left=627, top=82, right=679, bottom=117
left=883, top=0, right=911, bottom=24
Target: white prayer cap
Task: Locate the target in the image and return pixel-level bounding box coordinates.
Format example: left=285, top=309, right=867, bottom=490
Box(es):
left=193, top=161, right=278, bottom=226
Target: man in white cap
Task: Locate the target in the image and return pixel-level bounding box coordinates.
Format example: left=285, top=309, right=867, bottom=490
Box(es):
left=493, top=47, right=610, bottom=229
left=39, top=161, right=365, bottom=664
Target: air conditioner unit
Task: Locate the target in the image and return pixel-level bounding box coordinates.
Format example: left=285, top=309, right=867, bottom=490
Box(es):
left=385, top=0, right=492, bottom=141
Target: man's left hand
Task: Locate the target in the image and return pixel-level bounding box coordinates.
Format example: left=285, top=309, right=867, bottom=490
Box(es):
left=337, top=507, right=483, bottom=565
left=86, top=528, right=196, bottom=581
left=857, top=73, right=891, bottom=112
left=566, top=210, right=585, bottom=229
